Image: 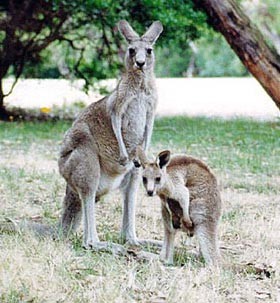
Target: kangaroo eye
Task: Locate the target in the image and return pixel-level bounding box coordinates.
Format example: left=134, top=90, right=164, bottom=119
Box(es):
left=142, top=177, right=147, bottom=184
left=128, top=48, right=136, bottom=56
left=146, top=48, right=153, bottom=55
left=155, top=177, right=161, bottom=183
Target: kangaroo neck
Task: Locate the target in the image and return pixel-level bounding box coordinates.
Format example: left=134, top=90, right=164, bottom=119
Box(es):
left=120, top=69, right=155, bottom=93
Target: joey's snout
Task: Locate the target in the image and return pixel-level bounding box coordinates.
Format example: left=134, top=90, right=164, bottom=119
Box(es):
left=142, top=175, right=156, bottom=197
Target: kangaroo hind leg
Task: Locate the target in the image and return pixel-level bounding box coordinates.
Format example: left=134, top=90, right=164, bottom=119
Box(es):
left=196, top=223, right=220, bottom=267
left=61, top=147, right=100, bottom=249
left=67, top=148, right=126, bottom=255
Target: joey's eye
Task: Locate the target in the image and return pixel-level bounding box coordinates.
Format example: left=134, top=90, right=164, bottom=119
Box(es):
left=155, top=177, right=161, bottom=184
left=146, top=48, right=153, bottom=55
left=129, top=48, right=136, bottom=56
left=142, top=177, right=147, bottom=184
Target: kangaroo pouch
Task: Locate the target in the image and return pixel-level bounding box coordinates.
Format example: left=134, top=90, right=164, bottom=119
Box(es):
left=165, top=198, right=194, bottom=236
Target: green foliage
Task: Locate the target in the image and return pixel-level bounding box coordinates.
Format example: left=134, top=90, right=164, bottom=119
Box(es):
left=155, top=43, right=192, bottom=77
left=2, top=0, right=280, bottom=87
left=155, top=30, right=248, bottom=77
left=194, top=32, right=248, bottom=77
left=242, top=0, right=280, bottom=33
left=61, top=0, right=207, bottom=81
left=21, top=48, right=61, bottom=79
left=4, top=0, right=207, bottom=83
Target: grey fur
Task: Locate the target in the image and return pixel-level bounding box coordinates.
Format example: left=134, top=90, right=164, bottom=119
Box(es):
left=58, top=20, right=163, bottom=250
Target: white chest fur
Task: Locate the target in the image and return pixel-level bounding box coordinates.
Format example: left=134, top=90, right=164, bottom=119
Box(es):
left=97, top=171, right=126, bottom=197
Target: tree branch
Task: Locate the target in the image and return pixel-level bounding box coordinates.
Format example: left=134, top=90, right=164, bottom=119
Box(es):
left=72, top=47, right=91, bottom=92
left=59, top=37, right=84, bottom=51
left=3, top=77, right=20, bottom=98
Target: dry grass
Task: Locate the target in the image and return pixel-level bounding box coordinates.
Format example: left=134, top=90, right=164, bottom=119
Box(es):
left=0, top=118, right=279, bottom=302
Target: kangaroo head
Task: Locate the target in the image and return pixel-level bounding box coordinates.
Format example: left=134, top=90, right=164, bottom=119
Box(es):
left=135, top=147, right=170, bottom=197
left=118, top=20, right=163, bottom=72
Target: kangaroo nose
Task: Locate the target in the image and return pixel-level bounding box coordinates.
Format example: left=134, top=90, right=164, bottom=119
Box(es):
left=136, top=60, right=145, bottom=68
left=147, top=190, right=153, bottom=196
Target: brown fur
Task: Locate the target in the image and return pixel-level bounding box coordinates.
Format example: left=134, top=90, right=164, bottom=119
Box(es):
left=139, top=150, right=222, bottom=266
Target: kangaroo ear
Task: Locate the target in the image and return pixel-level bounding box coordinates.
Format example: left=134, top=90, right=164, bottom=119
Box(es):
left=118, top=20, right=140, bottom=43
left=141, top=21, right=163, bottom=45
left=136, top=146, right=149, bottom=168
left=156, top=150, right=171, bottom=169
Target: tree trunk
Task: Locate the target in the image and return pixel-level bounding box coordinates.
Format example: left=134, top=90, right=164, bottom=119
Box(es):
left=0, top=103, right=11, bottom=121
left=0, top=80, right=7, bottom=120
left=0, top=79, right=13, bottom=121
left=194, top=0, right=280, bottom=110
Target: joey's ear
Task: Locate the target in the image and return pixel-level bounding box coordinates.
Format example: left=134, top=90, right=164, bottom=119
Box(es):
left=118, top=20, right=139, bottom=43
left=136, top=146, right=149, bottom=168
left=156, top=150, right=171, bottom=169
left=141, top=21, right=163, bottom=45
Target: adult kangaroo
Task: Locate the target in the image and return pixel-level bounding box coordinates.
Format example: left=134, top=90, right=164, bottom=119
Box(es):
left=58, top=20, right=163, bottom=251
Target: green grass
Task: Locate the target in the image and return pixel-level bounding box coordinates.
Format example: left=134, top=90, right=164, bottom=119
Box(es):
left=0, top=121, right=70, bottom=150
left=1, top=117, right=279, bottom=174
left=152, top=116, right=280, bottom=174
left=1, top=116, right=279, bottom=194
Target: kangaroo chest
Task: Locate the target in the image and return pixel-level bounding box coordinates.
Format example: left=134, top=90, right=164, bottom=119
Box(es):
left=122, top=92, right=154, bottom=150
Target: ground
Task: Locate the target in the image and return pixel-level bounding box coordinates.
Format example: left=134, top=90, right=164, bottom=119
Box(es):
left=0, top=117, right=279, bottom=302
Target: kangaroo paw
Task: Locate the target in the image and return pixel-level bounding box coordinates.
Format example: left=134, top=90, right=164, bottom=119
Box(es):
left=182, top=217, right=193, bottom=229
left=119, top=156, right=129, bottom=166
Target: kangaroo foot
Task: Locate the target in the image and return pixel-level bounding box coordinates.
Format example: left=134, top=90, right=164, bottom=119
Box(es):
left=127, top=249, right=159, bottom=261
left=84, top=241, right=127, bottom=256
left=137, top=239, right=163, bottom=248
left=159, top=251, right=174, bottom=265
left=125, top=237, right=141, bottom=246
left=124, top=237, right=162, bottom=248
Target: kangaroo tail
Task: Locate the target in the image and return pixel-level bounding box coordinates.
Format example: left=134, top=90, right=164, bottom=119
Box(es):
left=0, top=218, right=58, bottom=238
left=1, top=185, right=81, bottom=239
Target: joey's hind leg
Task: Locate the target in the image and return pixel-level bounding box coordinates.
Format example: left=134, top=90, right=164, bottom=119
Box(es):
left=160, top=224, right=175, bottom=265
left=196, top=223, right=220, bottom=267
left=160, top=204, right=175, bottom=264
